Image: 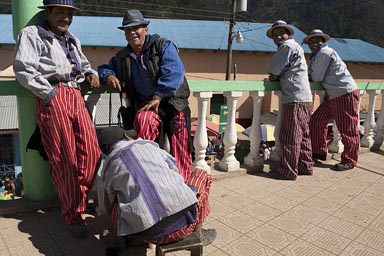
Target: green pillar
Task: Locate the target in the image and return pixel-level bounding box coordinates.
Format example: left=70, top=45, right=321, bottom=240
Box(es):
left=12, top=0, right=56, bottom=200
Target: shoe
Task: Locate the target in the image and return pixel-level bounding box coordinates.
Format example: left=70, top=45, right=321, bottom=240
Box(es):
left=333, top=163, right=354, bottom=171
left=312, top=153, right=327, bottom=161
left=268, top=171, right=296, bottom=181
left=105, top=247, right=118, bottom=256
left=201, top=228, right=217, bottom=246
left=69, top=222, right=89, bottom=238
left=298, top=171, right=313, bottom=176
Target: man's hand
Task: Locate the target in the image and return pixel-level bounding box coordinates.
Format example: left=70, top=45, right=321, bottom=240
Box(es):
left=137, top=98, right=160, bottom=114
left=268, top=74, right=280, bottom=81
left=106, top=75, right=122, bottom=91
left=86, top=74, right=100, bottom=89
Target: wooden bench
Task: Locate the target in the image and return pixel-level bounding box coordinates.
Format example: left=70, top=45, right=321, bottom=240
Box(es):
left=155, top=232, right=203, bottom=256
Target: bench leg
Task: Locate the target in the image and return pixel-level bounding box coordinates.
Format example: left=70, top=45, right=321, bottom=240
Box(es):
left=155, top=245, right=165, bottom=256
left=191, top=246, right=203, bottom=256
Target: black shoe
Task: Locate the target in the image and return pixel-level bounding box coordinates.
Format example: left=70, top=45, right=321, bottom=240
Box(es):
left=333, top=163, right=354, bottom=171
left=298, top=171, right=313, bottom=176
left=201, top=228, right=217, bottom=246
left=312, top=153, right=327, bottom=161
left=68, top=222, right=89, bottom=238
left=105, top=248, right=119, bottom=256
left=268, top=171, right=296, bottom=181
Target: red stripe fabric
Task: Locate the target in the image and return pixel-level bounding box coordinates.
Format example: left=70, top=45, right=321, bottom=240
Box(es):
left=35, top=87, right=100, bottom=224
left=310, top=90, right=360, bottom=165
left=279, top=102, right=313, bottom=178
left=150, top=170, right=212, bottom=245
left=133, top=110, right=192, bottom=181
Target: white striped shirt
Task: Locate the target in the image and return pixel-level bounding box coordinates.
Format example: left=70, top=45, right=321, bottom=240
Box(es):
left=13, top=22, right=97, bottom=101
left=98, top=138, right=198, bottom=236
left=309, top=45, right=357, bottom=100
left=268, top=39, right=313, bottom=104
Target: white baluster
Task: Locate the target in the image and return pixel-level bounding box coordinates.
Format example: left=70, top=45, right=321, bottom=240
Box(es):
left=219, top=91, right=242, bottom=172
left=328, top=124, right=344, bottom=153
left=270, top=92, right=282, bottom=162
left=192, top=92, right=213, bottom=173
left=361, top=90, right=380, bottom=148
left=244, top=91, right=265, bottom=167
left=373, top=91, right=384, bottom=149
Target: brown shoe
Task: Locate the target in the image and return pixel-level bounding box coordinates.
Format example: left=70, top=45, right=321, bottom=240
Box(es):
left=333, top=163, right=354, bottom=171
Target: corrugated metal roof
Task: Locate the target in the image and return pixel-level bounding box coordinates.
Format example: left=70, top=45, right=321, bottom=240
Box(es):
left=1, top=14, right=383, bottom=63
left=0, top=93, right=123, bottom=130
left=0, top=96, right=18, bottom=130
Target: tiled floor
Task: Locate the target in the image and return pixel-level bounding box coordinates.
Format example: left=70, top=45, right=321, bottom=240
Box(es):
left=1, top=149, right=384, bottom=255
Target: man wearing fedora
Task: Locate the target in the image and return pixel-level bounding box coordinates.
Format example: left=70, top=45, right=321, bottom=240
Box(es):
left=14, top=0, right=101, bottom=238
left=303, top=29, right=360, bottom=171
left=266, top=20, right=313, bottom=180
left=98, top=9, right=193, bottom=182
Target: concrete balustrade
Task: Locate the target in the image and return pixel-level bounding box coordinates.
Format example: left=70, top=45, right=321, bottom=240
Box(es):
left=1, top=78, right=384, bottom=199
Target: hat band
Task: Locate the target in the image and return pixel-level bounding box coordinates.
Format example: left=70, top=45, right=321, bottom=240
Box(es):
left=123, top=18, right=145, bottom=26
left=310, top=32, right=325, bottom=36
left=272, top=22, right=287, bottom=27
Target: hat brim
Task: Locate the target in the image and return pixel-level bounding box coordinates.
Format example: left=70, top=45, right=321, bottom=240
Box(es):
left=303, top=34, right=330, bottom=44
left=118, top=21, right=150, bottom=30
left=38, top=4, right=80, bottom=11
left=266, top=25, right=294, bottom=38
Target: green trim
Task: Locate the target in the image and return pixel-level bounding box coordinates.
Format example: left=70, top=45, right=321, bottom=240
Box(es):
left=1, top=80, right=384, bottom=96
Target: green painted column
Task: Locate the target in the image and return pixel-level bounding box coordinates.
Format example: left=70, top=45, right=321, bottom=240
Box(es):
left=12, top=0, right=56, bottom=200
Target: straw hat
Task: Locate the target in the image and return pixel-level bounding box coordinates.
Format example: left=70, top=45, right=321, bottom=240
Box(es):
left=38, top=0, right=80, bottom=11
left=303, top=29, right=330, bottom=44
left=266, top=20, right=294, bottom=38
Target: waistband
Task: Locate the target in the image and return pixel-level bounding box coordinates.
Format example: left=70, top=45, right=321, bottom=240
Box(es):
left=52, top=81, right=79, bottom=89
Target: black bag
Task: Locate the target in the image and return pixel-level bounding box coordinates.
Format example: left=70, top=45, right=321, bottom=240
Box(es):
left=118, top=105, right=135, bottom=130
left=117, top=91, right=135, bottom=130
left=26, top=124, right=49, bottom=161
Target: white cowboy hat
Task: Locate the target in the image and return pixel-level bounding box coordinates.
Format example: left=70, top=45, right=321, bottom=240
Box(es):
left=303, top=29, right=330, bottom=44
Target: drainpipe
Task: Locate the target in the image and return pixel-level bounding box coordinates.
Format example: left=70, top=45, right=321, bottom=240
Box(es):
left=12, top=0, right=57, bottom=200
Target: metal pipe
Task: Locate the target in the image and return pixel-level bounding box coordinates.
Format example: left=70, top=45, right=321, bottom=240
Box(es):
left=12, top=0, right=57, bottom=200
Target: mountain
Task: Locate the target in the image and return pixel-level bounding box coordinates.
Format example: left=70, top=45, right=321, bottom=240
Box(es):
left=1, top=0, right=383, bottom=47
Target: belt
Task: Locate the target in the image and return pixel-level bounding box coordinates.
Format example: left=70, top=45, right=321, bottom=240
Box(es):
left=53, top=81, right=79, bottom=89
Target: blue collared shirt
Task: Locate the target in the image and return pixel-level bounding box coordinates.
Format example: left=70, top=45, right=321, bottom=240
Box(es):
left=268, top=39, right=313, bottom=104
left=309, top=45, right=357, bottom=100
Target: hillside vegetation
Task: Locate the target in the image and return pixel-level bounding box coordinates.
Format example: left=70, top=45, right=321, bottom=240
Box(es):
left=1, top=0, right=382, bottom=47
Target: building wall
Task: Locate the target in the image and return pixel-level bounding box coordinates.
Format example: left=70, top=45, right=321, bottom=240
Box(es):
left=2, top=46, right=384, bottom=124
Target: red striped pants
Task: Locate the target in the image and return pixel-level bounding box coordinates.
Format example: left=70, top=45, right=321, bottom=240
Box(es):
left=35, top=86, right=101, bottom=224
left=149, top=170, right=212, bottom=245
left=310, top=90, right=360, bottom=166
left=279, top=102, right=313, bottom=179
left=133, top=110, right=192, bottom=181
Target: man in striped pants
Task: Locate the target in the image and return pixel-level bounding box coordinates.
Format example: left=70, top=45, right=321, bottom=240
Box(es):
left=13, top=0, right=101, bottom=238
left=303, top=29, right=360, bottom=171
left=266, top=20, right=314, bottom=180
left=97, top=127, right=216, bottom=252
left=98, top=9, right=193, bottom=182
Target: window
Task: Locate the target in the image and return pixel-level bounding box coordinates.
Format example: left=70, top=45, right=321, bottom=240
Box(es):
left=0, top=134, right=14, bottom=176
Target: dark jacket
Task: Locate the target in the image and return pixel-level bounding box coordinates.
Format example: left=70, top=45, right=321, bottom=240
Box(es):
left=115, top=34, right=190, bottom=113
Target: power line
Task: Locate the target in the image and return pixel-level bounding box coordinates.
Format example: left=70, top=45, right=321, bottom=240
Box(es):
left=76, top=0, right=232, bottom=20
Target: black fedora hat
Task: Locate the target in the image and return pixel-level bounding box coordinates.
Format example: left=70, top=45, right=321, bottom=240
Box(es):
left=118, top=9, right=150, bottom=30
left=97, top=127, right=137, bottom=154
